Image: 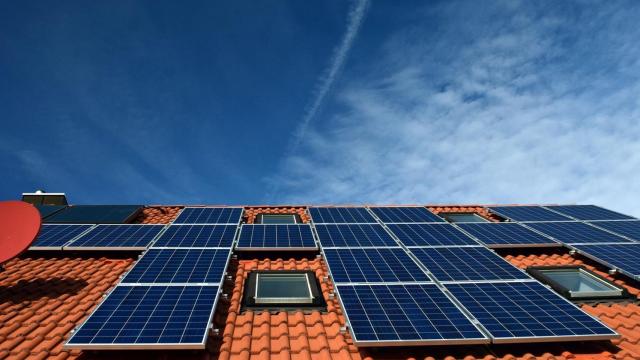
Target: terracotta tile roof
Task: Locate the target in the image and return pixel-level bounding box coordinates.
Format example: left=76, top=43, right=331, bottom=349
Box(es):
left=2, top=204, right=639, bottom=360
left=428, top=206, right=502, bottom=222
left=244, top=207, right=310, bottom=224
left=133, top=206, right=182, bottom=224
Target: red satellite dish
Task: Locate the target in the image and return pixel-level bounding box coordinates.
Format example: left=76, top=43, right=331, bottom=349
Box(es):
left=0, top=201, right=41, bottom=264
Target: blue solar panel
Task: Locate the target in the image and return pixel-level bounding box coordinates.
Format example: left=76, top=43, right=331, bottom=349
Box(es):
left=337, top=284, right=487, bottom=345
left=446, top=281, right=618, bottom=343
left=546, top=205, right=635, bottom=221
left=65, top=225, right=165, bottom=250
left=456, top=223, right=558, bottom=247
left=315, top=224, right=397, bottom=247
left=369, top=207, right=444, bottom=223
left=324, top=248, right=429, bottom=283
left=66, top=285, right=218, bottom=349
left=572, top=243, right=640, bottom=280
left=173, top=207, right=243, bottom=224
left=410, top=247, right=529, bottom=282
left=489, top=206, right=572, bottom=222
left=587, top=221, right=640, bottom=241
left=35, top=205, right=66, bottom=219
left=527, top=222, right=631, bottom=244
left=309, top=207, right=376, bottom=224
left=121, top=249, right=230, bottom=284
left=236, top=224, right=316, bottom=250
left=31, top=224, right=93, bottom=249
left=152, top=225, right=236, bottom=248
left=386, top=223, right=478, bottom=247
left=44, top=205, right=143, bottom=224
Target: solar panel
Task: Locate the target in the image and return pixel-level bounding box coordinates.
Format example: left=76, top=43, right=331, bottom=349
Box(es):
left=337, top=284, right=488, bottom=346
left=35, top=205, right=66, bottom=219
left=546, top=205, right=635, bottom=221
left=308, top=207, right=376, bottom=224
left=65, top=225, right=165, bottom=250
left=587, top=220, right=640, bottom=241
left=30, top=224, right=93, bottom=250
left=409, top=247, right=529, bottom=282
left=324, top=248, right=429, bottom=283
left=572, top=243, right=640, bottom=280
left=386, top=223, right=478, bottom=247
left=236, top=224, right=316, bottom=250
left=44, top=205, right=143, bottom=224
left=369, top=207, right=444, bottom=223
left=65, top=285, right=218, bottom=349
left=456, top=223, right=559, bottom=247
left=121, top=249, right=230, bottom=284
left=315, top=224, right=397, bottom=247
left=173, top=207, right=243, bottom=224
left=526, top=222, right=631, bottom=244
left=445, top=281, right=618, bottom=343
left=152, top=225, right=236, bottom=248
left=489, top=206, right=572, bottom=222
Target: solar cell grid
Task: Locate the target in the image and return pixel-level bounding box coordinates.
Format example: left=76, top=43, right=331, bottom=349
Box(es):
left=236, top=224, right=316, bottom=250
left=337, top=284, right=487, bottom=345
left=526, top=222, right=631, bottom=244
left=409, top=247, right=529, bottom=282
left=31, top=224, right=94, bottom=249
left=456, top=223, right=558, bottom=247
left=446, top=281, right=618, bottom=342
left=173, top=207, right=242, bottom=224
left=323, top=248, right=429, bottom=283
left=308, top=207, right=376, bottom=224
left=66, top=285, right=218, bottom=349
left=489, top=206, right=572, bottom=222
left=386, top=223, right=478, bottom=247
left=315, top=224, right=397, bottom=247
left=152, top=225, right=236, bottom=248
left=65, top=225, right=165, bottom=250
left=369, top=207, right=444, bottom=223
left=121, top=249, right=230, bottom=284
left=572, top=243, right=640, bottom=279
left=546, top=205, right=635, bottom=221
left=587, top=221, right=640, bottom=241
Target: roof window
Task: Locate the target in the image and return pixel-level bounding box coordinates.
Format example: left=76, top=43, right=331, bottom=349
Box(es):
left=440, top=213, right=488, bottom=223
left=242, top=271, right=326, bottom=311
left=527, top=266, right=628, bottom=300
left=257, top=214, right=300, bottom=224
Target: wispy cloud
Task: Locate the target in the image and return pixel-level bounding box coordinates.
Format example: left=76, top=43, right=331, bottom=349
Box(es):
left=270, top=1, right=640, bottom=216
left=287, top=0, right=370, bottom=153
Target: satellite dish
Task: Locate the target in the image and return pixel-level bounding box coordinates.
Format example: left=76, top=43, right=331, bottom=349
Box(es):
left=0, top=201, right=41, bottom=265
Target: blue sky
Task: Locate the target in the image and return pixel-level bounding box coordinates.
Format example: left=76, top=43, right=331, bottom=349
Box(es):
left=1, top=1, right=639, bottom=216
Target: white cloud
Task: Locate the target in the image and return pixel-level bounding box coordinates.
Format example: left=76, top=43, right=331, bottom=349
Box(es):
left=270, top=1, right=640, bottom=216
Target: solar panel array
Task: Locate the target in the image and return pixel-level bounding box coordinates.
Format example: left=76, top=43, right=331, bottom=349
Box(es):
left=588, top=221, right=640, bottom=241
left=456, top=222, right=559, bottom=247
left=153, top=225, right=236, bottom=248
left=65, top=225, right=166, bottom=250
left=323, top=248, right=430, bottom=283
left=66, top=285, right=218, bottom=349
left=173, top=207, right=243, bottom=224
left=386, top=223, right=478, bottom=247
left=44, top=205, right=143, bottom=224
left=526, top=222, right=631, bottom=245
left=66, top=208, right=238, bottom=350
left=31, top=224, right=94, bottom=250
left=446, top=281, right=618, bottom=342
left=489, top=206, right=572, bottom=222
left=572, top=243, right=640, bottom=280
left=236, top=224, right=316, bottom=250
left=546, top=205, right=635, bottom=221
left=369, top=207, right=444, bottom=223
left=409, top=247, right=529, bottom=282
left=315, top=224, right=397, bottom=247
left=309, top=207, right=377, bottom=223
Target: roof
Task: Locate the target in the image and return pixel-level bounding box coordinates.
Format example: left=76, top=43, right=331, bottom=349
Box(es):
left=1, top=205, right=639, bottom=360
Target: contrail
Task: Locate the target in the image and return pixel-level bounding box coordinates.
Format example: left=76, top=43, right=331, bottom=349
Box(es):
left=288, top=0, right=370, bottom=153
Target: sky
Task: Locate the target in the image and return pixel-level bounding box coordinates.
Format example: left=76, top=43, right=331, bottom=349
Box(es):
left=1, top=1, right=639, bottom=216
